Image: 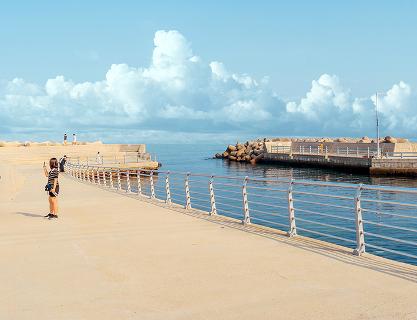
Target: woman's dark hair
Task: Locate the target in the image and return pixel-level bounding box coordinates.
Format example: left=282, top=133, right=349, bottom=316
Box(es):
left=49, top=158, right=59, bottom=169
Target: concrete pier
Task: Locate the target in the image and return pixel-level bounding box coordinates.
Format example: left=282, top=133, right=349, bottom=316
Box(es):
left=262, top=141, right=417, bottom=176
left=1, top=147, right=417, bottom=319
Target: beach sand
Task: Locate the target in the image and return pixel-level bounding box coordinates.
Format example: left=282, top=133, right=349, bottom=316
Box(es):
left=0, top=148, right=416, bottom=319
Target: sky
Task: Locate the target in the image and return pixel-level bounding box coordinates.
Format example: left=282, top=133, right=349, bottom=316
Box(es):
left=1, top=0, right=417, bottom=143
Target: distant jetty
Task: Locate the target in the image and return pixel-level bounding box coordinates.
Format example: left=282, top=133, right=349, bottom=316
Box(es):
left=0, top=141, right=159, bottom=171
left=215, top=136, right=417, bottom=176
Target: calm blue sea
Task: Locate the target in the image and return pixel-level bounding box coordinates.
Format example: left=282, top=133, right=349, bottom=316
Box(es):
left=145, top=144, right=417, bottom=265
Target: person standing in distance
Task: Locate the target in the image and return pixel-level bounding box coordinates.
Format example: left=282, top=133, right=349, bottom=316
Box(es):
left=63, top=133, right=67, bottom=145
left=72, top=133, right=77, bottom=145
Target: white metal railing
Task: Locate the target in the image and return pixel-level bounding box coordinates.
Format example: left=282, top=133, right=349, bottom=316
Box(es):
left=68, top=152, right=157, bottom=166
left=297, top=145, right=378, bottom=158
left=382, top=152, right=417, bottom=159
left=64, top=162, right=417, bottom=265
left=270, top=145, right=291, bottom=153
left=270, top=145, right=417, bottom=160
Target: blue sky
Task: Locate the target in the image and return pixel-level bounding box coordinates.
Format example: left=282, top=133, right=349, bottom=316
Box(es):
left=1, top=1, right=417, bottom=142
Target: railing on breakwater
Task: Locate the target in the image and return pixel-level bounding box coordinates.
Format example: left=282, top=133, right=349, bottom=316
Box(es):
left=271, top=145, right=417, bottom=159
left=68, top=152, right=158, bottom=166
left=64, top=161, right=417, bottom=265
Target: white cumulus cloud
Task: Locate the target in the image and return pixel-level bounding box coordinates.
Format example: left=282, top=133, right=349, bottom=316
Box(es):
left=1, top=30, right=417, bottom=142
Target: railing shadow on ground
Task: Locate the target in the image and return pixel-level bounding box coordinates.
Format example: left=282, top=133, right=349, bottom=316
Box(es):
left=72, top=177, right=417, bottom=284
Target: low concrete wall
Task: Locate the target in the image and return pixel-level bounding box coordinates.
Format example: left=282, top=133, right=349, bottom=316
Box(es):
left=261, top=153, right=371, bottom=172
left=371, top=158, right=417, bottom=176
left=0, top=144, right=146, bottom=163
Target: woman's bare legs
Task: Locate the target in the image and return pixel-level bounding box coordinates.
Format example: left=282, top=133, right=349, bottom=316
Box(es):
left=48, top=196, right=53, bottom=214
left=51, top=197, right=59, bottom=216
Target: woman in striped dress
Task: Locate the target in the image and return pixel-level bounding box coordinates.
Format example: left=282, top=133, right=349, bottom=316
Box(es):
left=43, top=158, right=60, bottom=219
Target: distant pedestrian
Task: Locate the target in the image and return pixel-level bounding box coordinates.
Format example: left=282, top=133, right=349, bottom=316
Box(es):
left=59, top=155, right=67, bottom=172
left=96, top=152, right=102, bottom=164
left=43, top=158, right=60, bottom=219
left=72, top=133, right=77, bottom=145
left=63, top=133, right=67, bottom=145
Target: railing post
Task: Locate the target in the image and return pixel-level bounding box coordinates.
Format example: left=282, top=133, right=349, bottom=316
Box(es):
left=97, top=168, right=101, bottom=185
left=165, top=172, right=171, bottom=204
left=337, top=147, right=339, bottom=155
left=356, top=146, right=359, bottom=157
left=325, top=146, right=328, bottom=157
left=346, top=146, right=349, bottom=156
left=117, top=169, right=121, bottom=190
left=309, top=146, right=312, bottom=154
left=242, top=176, right=251, bottom=225
left=102, top=169, right=106, bottom=187
left=150, top=170, right=156, bottom=199
left=287, top=179, right=297, bottom=237
left=353, top=184, right=366, bottom=256
left=126, top=170, right=131, bottom=193
left=367, top=147, right=370, bottom=158
left=209, top=176, right=217, bottom=215
left=185, top=173, right=191, bottom=209
left=137, top=170, right=142, bottom=195
left=109, top=170, right=114, bottom=188
left=299, top=146, right=302, bottom=154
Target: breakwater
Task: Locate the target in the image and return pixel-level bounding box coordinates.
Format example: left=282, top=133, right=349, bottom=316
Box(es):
left=215, top=137, right=417, bottom=176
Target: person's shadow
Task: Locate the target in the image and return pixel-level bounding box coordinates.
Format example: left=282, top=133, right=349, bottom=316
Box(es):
left=14, top=212, right=45, bottom=218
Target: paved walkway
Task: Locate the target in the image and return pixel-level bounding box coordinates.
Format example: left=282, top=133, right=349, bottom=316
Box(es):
left=0, top=163, right=416, bottom=319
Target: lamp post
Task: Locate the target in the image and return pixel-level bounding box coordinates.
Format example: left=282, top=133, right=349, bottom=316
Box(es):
left=375, top=92, right=382, bottom=158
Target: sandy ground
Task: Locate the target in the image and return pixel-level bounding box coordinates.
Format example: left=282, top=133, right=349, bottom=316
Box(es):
left=0, top=158, right=416, bottom=319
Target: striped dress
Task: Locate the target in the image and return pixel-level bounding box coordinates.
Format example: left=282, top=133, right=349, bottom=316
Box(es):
left=48, top=168, right=59, bottom=187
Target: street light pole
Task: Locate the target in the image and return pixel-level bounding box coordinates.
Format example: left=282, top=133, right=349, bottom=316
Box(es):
left=375, top=92, right=381, bottom=158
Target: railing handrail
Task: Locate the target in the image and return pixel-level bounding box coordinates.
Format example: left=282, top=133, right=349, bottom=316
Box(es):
left=66, top=161, right=417, bottom=195
left=63, top=161, right=417, bottom=265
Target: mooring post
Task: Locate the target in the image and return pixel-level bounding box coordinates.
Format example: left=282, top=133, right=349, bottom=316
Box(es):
left=242, top=176, right=251, bottom=225
left=287, top=179, right=297, bottom=237
left=209, top=176, right=217, bottom=215
left=353, top=184, right=366, bottom=255
left=185, top=173, right=191, bottom=209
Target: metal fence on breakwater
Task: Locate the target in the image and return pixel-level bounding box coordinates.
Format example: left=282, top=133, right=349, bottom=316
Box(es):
left=64, top=161, right=417, bottom=266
